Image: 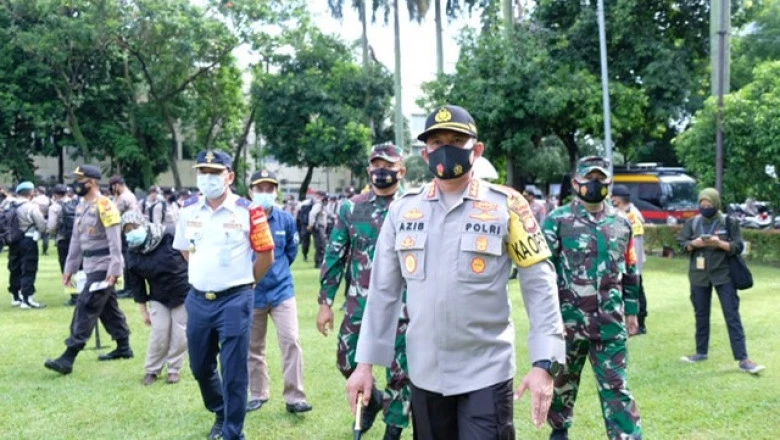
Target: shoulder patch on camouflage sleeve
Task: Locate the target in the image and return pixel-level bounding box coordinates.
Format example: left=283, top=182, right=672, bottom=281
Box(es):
left=182, top=195, right=200, bottom=208
left=96, top=196, right=121, bottom=227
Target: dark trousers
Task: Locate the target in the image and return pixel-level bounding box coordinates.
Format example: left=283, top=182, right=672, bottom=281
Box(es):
left=41, top=231, right=50, bottom=255
left=186, top=288, right=253, bottom=440
left=7, top=237, right=39, bottom=300
left=691, top=281, right=747, bottom=361
left=411, top=379, right=514, bottom=440
left=56, top=239, right=71, bottom=273
left=299, top=228, right=311, bottom=260
left=313, top=225, right=327, bottom=267
left=637, top=275, right=647, bottom=327
left=66, top=271, right=131, bottom=349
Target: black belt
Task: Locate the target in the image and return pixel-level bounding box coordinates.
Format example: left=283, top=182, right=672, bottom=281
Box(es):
left=192, top=283, right=253, bottom=301
left=83, top=248, right=110, bottom=258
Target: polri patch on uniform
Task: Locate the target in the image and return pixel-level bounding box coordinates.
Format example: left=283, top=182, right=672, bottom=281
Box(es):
left=403, top=208, right=424, bottom=220
left=471, top=257, right=486, bottom=274
left=404, top=253, right=417, bottom=274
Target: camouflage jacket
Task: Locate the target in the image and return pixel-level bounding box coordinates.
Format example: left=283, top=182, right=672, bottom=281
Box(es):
left=318, top=189, right=399, bottom=307
left=542, top=199, right=639, bottom=341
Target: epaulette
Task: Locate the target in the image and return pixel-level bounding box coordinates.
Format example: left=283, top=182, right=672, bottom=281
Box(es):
left=486, top=183, right=521, bottom=199
left=235, top=197, right=251, bottom=209
left=400, top=185, right=424, bottom=198
left=182, top=195, right=200, bottom=208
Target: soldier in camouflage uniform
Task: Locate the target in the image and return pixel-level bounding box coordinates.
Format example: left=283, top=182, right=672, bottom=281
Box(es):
left=316, top=144, right=410, bottom=440
left=543, top=157, right=642, bottom=440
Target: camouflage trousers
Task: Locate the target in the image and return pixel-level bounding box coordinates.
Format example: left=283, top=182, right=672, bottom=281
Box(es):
left=548, top=337, right=642, bottom=439
left=337, top=296, right=410, bottom=428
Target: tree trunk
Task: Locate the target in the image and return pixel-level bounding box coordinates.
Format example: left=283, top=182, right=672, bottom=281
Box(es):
left=299, top=165, right=314, bottom=201
left=160, top=103, right=182, bottom=188
left=56, top=135, right=64, bottom=184
left=66, top=106, right=88, bottom=154
left=558, top=131, right=580, bottom=176
left=233, top=107, right=257, bottom=180
left=435, top=0, right=443, bottom=75
left=393, top=0, right=404, bottom=151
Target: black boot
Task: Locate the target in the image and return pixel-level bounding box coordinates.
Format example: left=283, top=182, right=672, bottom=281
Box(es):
left=638, top=316, right=647, bottom=334
left=360, top=387, right=384, bottom=433
left=44, top=347, right=80, bottom=375
left=383, top=425, right=403, bottom=440
left=208, top=413, right=224, bottom=440
left=64, top=294, right=78, bottom=306
left=98, top=338, right=134, bottom=361
left=550, top=428, right=568, bottom=440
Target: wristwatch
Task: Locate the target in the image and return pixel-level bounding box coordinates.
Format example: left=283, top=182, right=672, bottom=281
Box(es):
left=532, top=359, right=562, bottom=377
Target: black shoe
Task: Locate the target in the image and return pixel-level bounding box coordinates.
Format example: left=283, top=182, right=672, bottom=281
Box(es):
left=44, top=357, right=74, bottom=375
left=285, top=401, right=312, bottom=413
left=98, top=347, right=134, bottom=361
left=637, top=326, right=647, bottom=335
left=550, top=428, right=568, bottom=440
left=247, top=399, right=267, bottom=412
left=360, top=388, right=384, bottom=433
left=208, top=416, right=224, bottom=440
left=383, top=425, right=403, bottom=440
left=64, top=297, right=78, bottom=306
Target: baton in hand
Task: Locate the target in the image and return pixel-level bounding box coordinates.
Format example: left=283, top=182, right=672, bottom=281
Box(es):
left=353, top=392, right=364, bottom=440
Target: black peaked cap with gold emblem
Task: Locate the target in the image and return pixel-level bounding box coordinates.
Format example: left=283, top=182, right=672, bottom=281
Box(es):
left=250, top=169, right=278, bottom=186
left=417, top=104, right=478, bottom=142
left=193, top=150, right=232, bottom=170
left=72, top=165, right=102, bottom=180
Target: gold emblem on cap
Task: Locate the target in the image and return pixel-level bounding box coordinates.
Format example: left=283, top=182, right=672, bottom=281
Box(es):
left=205, top=151, right=215, bottom=163
left=434, top=107, right=452, bottom=123
left=261, top=170, right=268, bottom=177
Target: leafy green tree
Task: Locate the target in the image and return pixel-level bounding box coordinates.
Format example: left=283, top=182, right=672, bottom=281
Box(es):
left=675, top=61, right=780, bottom=207
left=252, top=27, right=392, bottom=199
left=731, top=0, right=780, bottom=90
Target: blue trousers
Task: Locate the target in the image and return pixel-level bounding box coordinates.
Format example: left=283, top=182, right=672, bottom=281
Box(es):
left=186, top=288, right=254, bottom=440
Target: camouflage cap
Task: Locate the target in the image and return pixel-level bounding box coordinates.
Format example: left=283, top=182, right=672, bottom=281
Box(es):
left=417, top=105, right=478, bottom=142
left=576, top=156, right=611, bottom=179
left=369, top=144, right=403, bottom=163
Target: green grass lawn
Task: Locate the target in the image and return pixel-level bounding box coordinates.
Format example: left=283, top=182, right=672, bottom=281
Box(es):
left=0, top=251, right=777, bottom=440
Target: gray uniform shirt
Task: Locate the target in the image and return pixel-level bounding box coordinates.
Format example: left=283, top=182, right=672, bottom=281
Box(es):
left=308, top=201, right=328, bottom=228
left=64, top=196, right=124, bottom=277
left=16, top=200, right=47, bottom=237
left=356, top=179, right=565, bottom=396
left=116, top=188, right=138, bottom=214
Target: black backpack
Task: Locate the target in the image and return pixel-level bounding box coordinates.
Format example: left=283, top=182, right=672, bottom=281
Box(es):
left=57, top=199, right=79, bottom=239
left=297, top=202, right=313, bottom=228
left=0, top=202, right=26, bottom=246
left=142, top=199, right=167, bottom=224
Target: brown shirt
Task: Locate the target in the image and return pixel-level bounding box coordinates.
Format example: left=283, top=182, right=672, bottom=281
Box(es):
left=64, top=196, right=124, bottom=277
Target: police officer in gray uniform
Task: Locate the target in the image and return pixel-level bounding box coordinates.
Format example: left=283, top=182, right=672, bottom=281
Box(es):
left=348, top=105, right=566, bottom=439
left=8, top=181, right=48, bottom=309
left=44, top=165, right=133, bottom=375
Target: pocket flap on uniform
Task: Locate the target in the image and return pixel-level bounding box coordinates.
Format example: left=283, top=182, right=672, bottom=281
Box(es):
left=461, top=233, right=503, bottom=256
left=394, top=231, right=427, bottom=251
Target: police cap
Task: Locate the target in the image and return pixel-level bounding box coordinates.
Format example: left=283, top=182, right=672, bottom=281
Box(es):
left=369, top=144, right=403, bottom=163
left=53, top=184, right=68, bottom=196
left=417, top=105, right=478, bottom=142
left=576, top=156, right=611, bottom=180
left=193, top=150, right=232, bottom=171
left=612, top=184, right=631, bottom=198
left=73, top=165, right=102, bottom=180
left=108, top=175, right=125, bottom=186
left=250, top=169, right=278, bottom=187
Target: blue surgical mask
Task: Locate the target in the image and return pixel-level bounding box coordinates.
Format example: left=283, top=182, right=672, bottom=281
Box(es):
left=126, top=227, right=148, bottom=248
left=252, top=192, right=276, bottom=210
left=197, top=174, right=226, bottom=199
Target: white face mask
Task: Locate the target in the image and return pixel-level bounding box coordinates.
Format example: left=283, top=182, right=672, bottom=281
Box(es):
left=197, top=174, right=226, bottom=199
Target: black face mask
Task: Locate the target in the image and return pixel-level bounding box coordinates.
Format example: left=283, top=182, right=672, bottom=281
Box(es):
left=427, top=145, right=473, bottom=180
left=575, top=180, right=609, bottom=203
left=74, top=181, right=90, bottom=197
left=369, top=168, right=399, bottom=189
left=700, top=206, right=719, bottom=218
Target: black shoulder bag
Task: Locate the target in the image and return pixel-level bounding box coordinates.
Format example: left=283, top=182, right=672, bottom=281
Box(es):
left=725, top=216, right=753, bottom=290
